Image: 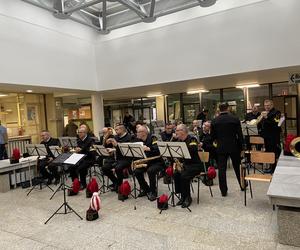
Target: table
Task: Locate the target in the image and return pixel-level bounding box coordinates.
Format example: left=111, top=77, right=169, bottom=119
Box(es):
left=267, top=154, right=300, bottom=247
left=0, top=157, right=38, bottom=192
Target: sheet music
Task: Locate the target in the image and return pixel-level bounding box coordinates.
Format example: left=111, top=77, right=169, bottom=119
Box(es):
left=93, top=145, right=111, bottom=157
left=64, top=153, right=85, bottom=165
left=157, top=141, right=191, bottom=159
left=118, top=143, right=146, bottom=159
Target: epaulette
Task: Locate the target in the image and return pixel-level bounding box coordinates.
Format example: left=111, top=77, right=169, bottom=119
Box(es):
left=151, top=135, right=158, bottom=144
left=189, top=136, right=198, bottom=146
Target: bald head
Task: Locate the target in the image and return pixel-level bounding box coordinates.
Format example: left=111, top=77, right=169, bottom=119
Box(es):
left=137, top=125, right=149, bottom=141
left=41, top=130, right=51, bottom=142
left=78, top=126, right=87, bottom=140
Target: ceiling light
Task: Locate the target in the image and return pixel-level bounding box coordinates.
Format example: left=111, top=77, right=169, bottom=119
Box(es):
left=26, top=90, right=33, bottom=93
left=198, top=0, right=217, bottom=8
left=236, top=84, right=260, bottom=89
left=147, top=94, right=162, bottom=98
left=187, top=89, right=209, bottom=94
left=0, top=94, right=8, bottom=97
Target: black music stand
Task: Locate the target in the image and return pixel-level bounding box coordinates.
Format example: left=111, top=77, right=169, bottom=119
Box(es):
left=48, top=147, right=71, bottom=200
left=59, top=137, right=78, bottom=150
left=157, top=141, right=192, bottom=213
left=26, top=144, right=54, bottom=196
left=92, top=145, right=116, bottom=193
left=118, top=143, right=146, bottom=199
left=45, top=153, right=85, bottom=224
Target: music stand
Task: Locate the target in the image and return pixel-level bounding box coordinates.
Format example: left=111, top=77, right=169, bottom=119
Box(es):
left=118, top=143, right=146, bottom=199
left=26, top=144, right=54, bottom=196
left=48, top=147, right=70, bottom=200
left=92, top=145, right=115, bottom=193
left=59, top=137, right=78, bottom=149
left=45, top=153, right=85, bottom=224
left=241, top=124, right=258, bottom=137
left=157, top=141, right=192, bottom=213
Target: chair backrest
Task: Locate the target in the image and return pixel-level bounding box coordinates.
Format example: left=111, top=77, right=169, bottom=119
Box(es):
left=198, top=151, right=209, bottom=163
left=250, top=136, right=264, bottom=145
left=250, top=151, right=275, bottom=164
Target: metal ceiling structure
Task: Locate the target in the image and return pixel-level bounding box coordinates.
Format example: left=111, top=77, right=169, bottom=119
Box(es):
left=22, top=0, right=218, bottom=34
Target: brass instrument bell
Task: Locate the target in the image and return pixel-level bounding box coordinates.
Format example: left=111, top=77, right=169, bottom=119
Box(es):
left=290, top=137, right=300, bottom=158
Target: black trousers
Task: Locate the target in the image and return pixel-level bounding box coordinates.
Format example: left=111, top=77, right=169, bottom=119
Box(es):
left=174, top=164, right=204, bottom=200
left=70, top=160, right=92, bottom=187
left=264, top=139, right=281, bottom=172
left=217, top=151, right=241, bottom=195
left=102, top=158, right=131, bottom=186
left=134, top=162, right=164, bottom=194
left=39, top=158, right=53, bottom=180
left=0, top=144, right=8, bottom=160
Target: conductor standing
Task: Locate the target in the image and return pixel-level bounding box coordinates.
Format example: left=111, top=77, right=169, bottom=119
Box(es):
left=211, top=103, right=244, bottom=196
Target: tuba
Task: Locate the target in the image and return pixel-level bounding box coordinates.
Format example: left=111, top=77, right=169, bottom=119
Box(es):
left=290, top=137, right=300, bottom=158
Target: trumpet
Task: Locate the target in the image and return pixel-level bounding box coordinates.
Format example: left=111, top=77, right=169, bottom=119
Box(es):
left=132, top=156, right=161, bottom=169
left=173, top=158, right=183, bottom=173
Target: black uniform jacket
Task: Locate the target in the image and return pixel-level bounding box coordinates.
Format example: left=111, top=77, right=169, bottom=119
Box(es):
left=40, top=138, right=60, bottom=158
left=77, top=135, right=95, bottom=161
left=177, top=135, right=202, bottom=168
left=211, top=112, right=244, bottom=154
left=160, top=131, right=173, bottom=142
left=115, top=132, right=132, bottom=160
left=258, top=108, right=281, bottom=143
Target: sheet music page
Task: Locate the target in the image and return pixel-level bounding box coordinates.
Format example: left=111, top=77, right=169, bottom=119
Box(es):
left=64, top=153, right=85, bottom=165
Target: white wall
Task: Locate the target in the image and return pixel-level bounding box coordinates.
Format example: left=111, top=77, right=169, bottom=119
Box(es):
left=95, top=0, right=300, bottom=91
left=0, top=0, right=98, bottom=91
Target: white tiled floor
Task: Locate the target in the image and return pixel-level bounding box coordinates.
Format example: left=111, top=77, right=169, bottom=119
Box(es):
left=0, top=168, right=298, bottom=250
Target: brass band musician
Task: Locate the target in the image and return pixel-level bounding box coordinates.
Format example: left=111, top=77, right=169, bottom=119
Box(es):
left=174, top=124, right=205, bottom=208
left=69, top=126, right=95, bottom=189
left=257, top=99, right=282, bottom=173
left=134, top=125, right=165, bottom=201
left=101, top=124, right=132, bottom=191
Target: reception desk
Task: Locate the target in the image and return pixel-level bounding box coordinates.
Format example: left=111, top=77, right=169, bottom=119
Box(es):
left=0, top=157, right=38, bottom=192
left=267, top=154, right=300, bottom=247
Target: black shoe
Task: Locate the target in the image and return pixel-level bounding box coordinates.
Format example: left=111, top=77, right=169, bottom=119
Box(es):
left=221, top=192, right=227, bottom=197
left=182, top=197, right=192, bottom=208
left=263, top=169, right=273, bottom=174
left=148, top=192, right=157, bottom=202
left=176, top=198, right=184, bottom=206
left=137, top=190, right=147, bottom=197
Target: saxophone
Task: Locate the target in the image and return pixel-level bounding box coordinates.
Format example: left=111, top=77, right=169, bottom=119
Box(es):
left=132, top=156, right=162, bottom=169
left=173, top=158, right=183, bottom=173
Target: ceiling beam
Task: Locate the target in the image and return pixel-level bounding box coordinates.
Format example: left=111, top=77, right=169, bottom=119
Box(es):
left=117, top=0, right=148, bottom=19
left=65, top=0, right=102, bottom=14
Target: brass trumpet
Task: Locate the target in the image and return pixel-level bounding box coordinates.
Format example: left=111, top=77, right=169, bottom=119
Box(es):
left=132, top=156, right=161, bottom=169
left=173, top=158, right=183, bottom=173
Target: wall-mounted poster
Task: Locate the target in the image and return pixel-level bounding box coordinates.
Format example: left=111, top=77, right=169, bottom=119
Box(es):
left=78, top=105, right=92, bottom=119
left=27, top=105, right=37, bottom=121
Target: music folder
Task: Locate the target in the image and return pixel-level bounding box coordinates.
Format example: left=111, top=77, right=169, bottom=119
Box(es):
left=52, top=153, right=85, bottom=165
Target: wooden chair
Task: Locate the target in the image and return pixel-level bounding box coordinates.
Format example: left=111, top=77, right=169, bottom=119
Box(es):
left=194, top=151, right=213, bottom=204
left=241, top=151, right=274, bottom=206
left=249, top=136, right=265, bottom=151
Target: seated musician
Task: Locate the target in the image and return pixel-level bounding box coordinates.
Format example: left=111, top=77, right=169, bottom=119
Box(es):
left=101, top=124, right=132, bottom=191
left=134, top=125, right=165, bottom=201
left=173, top=124, right=205, bottom=208
left=39, top=130, right=60, bottom=185
left=160, top=122, right=174, bottom=142
left=95, top=127, right=114, bottom=167
left=198, top=121, right=216, bottom=164
left=69, top=126, right=95, bottom=189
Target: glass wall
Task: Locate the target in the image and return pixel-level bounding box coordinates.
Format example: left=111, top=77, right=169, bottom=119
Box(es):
left=182, top=93, right=200, bottom=124
left=167, top=94, right=181, bottom=122
left=247, top=84, right=269, bottom=114
left=201, top=90, right=220, bottom=120
left=223, top=88, right=245, bottom=119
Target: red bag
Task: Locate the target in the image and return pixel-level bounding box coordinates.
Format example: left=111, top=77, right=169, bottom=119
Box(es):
left=159, top=194, right=168, bottom=204
left=72, top=178, right=80, bottom=193
left=165, top=166, right=173, bottom=177
left=207, top=166, right=216, bottom=179
left=284, top=134, right=297, bottom=154
left=119, top=181, right=131, bottom=196
left=87, top=178, right=99, bottom=193
left=12, top=148, right=21, bottom=160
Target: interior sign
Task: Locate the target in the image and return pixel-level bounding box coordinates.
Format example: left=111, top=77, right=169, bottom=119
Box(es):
left=289, top=73, right=300, bottom=84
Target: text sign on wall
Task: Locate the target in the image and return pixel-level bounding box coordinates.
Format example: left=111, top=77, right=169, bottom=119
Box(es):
left=289, top=73, right=300, bottom=84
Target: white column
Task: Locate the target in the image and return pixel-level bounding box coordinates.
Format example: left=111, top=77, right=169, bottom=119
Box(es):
left=91, top=93, right=104, bottom=138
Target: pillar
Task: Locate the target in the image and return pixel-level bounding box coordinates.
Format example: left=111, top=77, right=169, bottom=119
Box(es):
left=156, top=96, right=165, bottom=122
left=91, top=93, right=104, bottom=138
